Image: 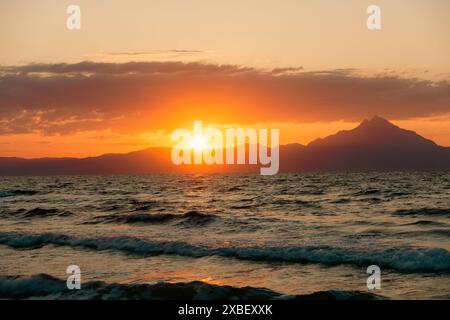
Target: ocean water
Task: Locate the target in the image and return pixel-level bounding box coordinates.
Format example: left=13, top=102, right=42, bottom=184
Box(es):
left=0, top=172, right=449, bottom=299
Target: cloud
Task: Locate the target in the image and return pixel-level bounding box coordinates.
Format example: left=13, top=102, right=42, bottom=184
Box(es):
left=86, top=50, right=211, bottom=63
left=0, top=61, right=449, bottom=134
left=271, top=66, right=304, bottom=75
left=105, top=50, right=204, bottom=55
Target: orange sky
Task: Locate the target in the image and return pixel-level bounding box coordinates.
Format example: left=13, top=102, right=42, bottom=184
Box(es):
left=1, top=117, right=449, bottom=159
left=0, top=1, right=449, bottom=158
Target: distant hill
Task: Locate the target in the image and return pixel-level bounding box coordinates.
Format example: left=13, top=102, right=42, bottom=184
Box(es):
left=0, top=117, right=449, bottom=175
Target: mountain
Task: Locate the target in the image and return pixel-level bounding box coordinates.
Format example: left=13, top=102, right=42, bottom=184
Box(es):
left=281, top=116, right=450, bottom=172
left=0, top=117, right=449, bottom=175
left=309, top=116, right=438, bottom=149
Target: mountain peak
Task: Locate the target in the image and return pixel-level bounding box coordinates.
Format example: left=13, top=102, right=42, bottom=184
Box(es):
left=308, top=115, right=437, bottom=149
left=358, top=116, right=397, bottom=130
left=370, top=115, right=388, bottom=122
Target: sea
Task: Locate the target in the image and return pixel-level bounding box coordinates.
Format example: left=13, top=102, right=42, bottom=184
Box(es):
left=0, top=172, right=449, bottom=299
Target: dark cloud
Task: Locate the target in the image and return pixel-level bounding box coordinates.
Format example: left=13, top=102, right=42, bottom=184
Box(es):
left=271, top=66, right=304, bottom=75
left=0, top=61, right=250, bottom=76
left=0, top=61, right=449, bottom=134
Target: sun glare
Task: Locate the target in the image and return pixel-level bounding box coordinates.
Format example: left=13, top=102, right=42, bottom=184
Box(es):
left=189, top=135, right=207, bottom=151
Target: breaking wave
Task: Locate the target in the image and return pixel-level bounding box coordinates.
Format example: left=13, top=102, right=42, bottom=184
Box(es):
left=0, top=274, right=383, bottom=300
left=0, top=232, right=449, bottom=272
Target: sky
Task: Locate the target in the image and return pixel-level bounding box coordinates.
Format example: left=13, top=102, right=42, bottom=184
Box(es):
left=0, top=0, right=449, bottom=158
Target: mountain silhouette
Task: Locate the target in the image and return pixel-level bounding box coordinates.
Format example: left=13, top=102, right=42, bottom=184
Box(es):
left=281, top=116, right=450, bottom=172
left=0, top=117, right=449, bottom=175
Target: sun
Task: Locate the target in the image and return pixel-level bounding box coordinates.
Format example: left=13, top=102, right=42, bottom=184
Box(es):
left=189, top=135, right=207, bottom=151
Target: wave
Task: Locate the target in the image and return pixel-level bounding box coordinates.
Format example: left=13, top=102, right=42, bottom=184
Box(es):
left=387, top=191, right=409, bottom=197
left=404, top=220, right=448, bottom=227
left=86, top=210, right=216, bottom=225
left=397, top=229, right=450, bottom=238
left=0, top=208, right=72, bottom=219
left=230, top=204, right=254, bottom=209
left=330, top=198, right=351, bottom=204
left=129, top=199, right=162, bottom=211
left=271, top=199, right=320, bottom=208
left=0, top=274, right=382, bottom=300
left=1, top=232, right=449, bottom=272
left=393, top=208, right=450, bottom=216
left=0, top=190, right=38, bottom=197
left=352, top=189, right=380, bottom=196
